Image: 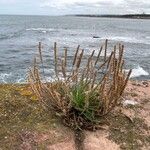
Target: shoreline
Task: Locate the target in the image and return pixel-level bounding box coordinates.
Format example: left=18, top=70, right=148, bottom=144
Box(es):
left=73, top=14, right=150, bottom=20
left=0, top=79, right=150, bottom=84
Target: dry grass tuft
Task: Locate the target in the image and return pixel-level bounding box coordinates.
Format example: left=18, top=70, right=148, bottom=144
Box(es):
left=28, top=40, right=132, bottom=130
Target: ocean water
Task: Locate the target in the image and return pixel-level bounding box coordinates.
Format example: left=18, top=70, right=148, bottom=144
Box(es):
left=0, top=15, right=150, bottom=83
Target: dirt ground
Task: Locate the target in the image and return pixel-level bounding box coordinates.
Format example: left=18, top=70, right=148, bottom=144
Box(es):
left=0, top=80, right=149, bottom=150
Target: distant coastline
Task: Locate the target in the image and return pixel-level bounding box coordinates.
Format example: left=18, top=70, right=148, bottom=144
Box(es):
left=73, top=14, right=150, bottom=19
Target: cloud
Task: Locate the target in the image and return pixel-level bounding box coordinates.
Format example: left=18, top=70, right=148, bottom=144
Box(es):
left=0, top=0, right=149, bottom=15
left=125, top=0, right=150, bottom=10
left=39, top=0, right=123, bottom=14
left=40, top=0, right=122, bottom=8
left=39, top=0, right=150, bottom=14
left=118, top=0, right=150, bottom=14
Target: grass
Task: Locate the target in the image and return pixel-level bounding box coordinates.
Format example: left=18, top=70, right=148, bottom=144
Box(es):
left=0, top=84, right=65, bottom=150
left=108, top=114, right=150, bottom=150
left=28, top=40, right=132, bottom=131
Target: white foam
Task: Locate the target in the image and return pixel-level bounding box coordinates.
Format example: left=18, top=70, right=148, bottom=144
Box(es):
left=109, top=36, right=133, bottom=42
left=0, top=73, right=12, bottom=83
left=101, top=36, right=150, bottom=45
left=128, top=66, right=149, bottom=78
left=0, top=73, right=27, bottom=84
left=16, top=78, right=26, bottom=83
left=44, top=77, right=54, bottom=82
left=42, top=31, right=47, bottom=33
left=145, top=36, right=150, bottom=39
left=26, top=28, right=55, bottom=32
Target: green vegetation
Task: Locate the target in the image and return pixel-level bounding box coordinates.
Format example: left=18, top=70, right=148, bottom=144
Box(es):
left=28, top=40, right=131, bottom=130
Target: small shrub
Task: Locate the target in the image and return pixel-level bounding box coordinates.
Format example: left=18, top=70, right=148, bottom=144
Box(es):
left=28, top=40, right=131, bottom=130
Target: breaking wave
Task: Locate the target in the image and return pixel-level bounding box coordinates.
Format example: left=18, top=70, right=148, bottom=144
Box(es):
left=26, top=28, right=57, bottom=33
left=0, top=73, right=26, bottom=84
left=0, top=73, right=12, bottom=83
left=129, top=66, right=149, bottom=78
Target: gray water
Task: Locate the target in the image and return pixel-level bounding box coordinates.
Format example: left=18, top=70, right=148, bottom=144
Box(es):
left=0, top=15, right=150, bottom=83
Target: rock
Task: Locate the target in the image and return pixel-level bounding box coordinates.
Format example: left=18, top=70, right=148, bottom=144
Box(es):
left=93, top=36, right=100, bottom=39
left=122, top=100, right=138, bottom=106
left=142, top=81, right=149, bottom=87
left=47, top=140, right=75, bottom=150
left=84, top=131, right=120, bottom=150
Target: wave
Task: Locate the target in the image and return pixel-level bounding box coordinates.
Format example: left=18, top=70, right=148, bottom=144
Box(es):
left=101, top=36, right=150, bottom=45
left=145, top=36, right=150, bottom=39
left=0, top=73, right=27, bottom=84
left=16, top=78, right=26, bottom=83
left=26, top=28, right=57, bottom=33
left=0, top=31, right=22, bottom=40
left=128, top=66, right=149, bottom=78
left=0, top=66, right=149, bottom=83
left=0, top=73, right=12, bottom=83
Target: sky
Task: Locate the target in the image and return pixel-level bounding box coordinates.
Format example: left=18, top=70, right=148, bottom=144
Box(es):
left=0, top=0, right=150, bottom=15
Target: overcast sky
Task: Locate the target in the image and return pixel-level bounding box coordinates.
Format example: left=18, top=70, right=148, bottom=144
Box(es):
left=0, top=0, right=150, bottom=15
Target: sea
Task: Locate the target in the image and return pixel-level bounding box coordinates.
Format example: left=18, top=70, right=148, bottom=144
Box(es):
left=0, top=15, right=150, bottom=83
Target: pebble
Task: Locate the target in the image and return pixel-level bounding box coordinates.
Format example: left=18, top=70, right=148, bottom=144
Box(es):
left=123, top=100, right=138, bottom=106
